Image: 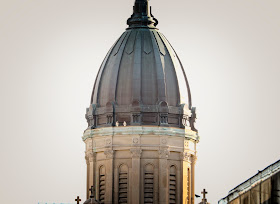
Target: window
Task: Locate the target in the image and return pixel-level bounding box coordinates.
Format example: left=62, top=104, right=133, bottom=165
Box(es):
left=144, top=164, right=154, bottom=204
left=169, top=166, right=177, bottom=203
left=99, top=166, right=106, bottom=203
left=119, top=164, right=128, bottom=204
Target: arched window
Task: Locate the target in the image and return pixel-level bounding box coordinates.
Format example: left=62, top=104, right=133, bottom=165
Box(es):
left=118, top=164, right=129, bottom=204
left=144, top=164, right=154, bottom=204
left=169, top=165, right=177, bottom=203
left=99, top=166, right=106, bottom=204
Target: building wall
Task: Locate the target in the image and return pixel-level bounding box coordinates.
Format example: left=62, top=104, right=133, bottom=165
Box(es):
left=227, top=171, right=280, bottom=204
left=83, top=126, right=198, bottom=204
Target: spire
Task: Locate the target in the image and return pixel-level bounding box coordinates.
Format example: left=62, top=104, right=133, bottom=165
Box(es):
left=127, top=0, right=158, bottom=29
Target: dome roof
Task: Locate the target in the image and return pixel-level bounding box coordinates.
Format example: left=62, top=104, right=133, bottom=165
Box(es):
left=86, top=0, right=197, bottom=131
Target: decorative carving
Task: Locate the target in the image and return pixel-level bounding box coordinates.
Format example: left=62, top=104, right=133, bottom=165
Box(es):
left=106, top=138, right=112, bottom=146
left=85, top=109, right=96, bottom=129
left=85, top=152, right=96, bottom=162
left=88, top=141, right=93, bottom=150
left=182, top=115, right=189, bottom=127
left=189, top=107, right=198, bottom=132
left=161, top=138, right=167, bottom=145
left=133, top=137, right=139, bottom=144
left=107, top=114, right=113, bottom=124
left=104, top=149, right=114, bottom=159
left=160, top=114, right=168, bottom=124
left=130, top=149, right=142, bottom=158
left=191, top=155, right=198, bottom=164
left=184, top=140, right=188, bottom=149
left=159, top=149, right=170, bottom=159
left=132, top=114, right=140, bottom=123
left=123, top=121, right=127, bottom=126
left=181, top=152, right=192, bottom=163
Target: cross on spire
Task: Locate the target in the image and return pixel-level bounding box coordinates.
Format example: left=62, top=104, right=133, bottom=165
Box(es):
left=202, top=189, right=208, bottom=200
left=75, top=196, right=81, bottom=204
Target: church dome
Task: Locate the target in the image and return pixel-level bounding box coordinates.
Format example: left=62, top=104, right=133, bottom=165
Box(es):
left=86, top=0, right=197, bottom=131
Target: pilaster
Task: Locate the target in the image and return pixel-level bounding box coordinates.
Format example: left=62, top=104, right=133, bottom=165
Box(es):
left=191, top=155, right=197, bottom=204
left=104, top=149, right=114, bottom=204
left=130, top=148, right=142, bottom=204
left=86, top=151, right=96, bottom=199
left=158, top=148, right=170, bottom=204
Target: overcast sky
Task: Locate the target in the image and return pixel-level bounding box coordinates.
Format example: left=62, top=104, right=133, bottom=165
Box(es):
left=0, top=0, right=279, bottom=203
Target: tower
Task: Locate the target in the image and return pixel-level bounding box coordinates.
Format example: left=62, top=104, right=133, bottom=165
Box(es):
left=83, top=0, right=199, bottom=203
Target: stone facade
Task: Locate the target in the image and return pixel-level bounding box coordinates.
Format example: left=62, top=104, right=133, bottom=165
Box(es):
left=83, top=126, right=199, bottom=204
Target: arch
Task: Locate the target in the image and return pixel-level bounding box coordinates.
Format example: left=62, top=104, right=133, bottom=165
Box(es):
left=159, top=101, right=168, bottom=107
left=118, top=164, right=129, bottom=204
left=144, top=163, right=154, bottom=172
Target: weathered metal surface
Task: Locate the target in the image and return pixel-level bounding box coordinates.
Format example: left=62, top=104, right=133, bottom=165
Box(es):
left=86, top=1, right=197, bottom=131
left=127, top=0, right=158, bottom=29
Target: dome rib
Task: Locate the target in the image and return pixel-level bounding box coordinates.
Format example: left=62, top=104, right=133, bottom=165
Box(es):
left=98, top=32, right=131, bottom=106
left=152, top=30, right=181, bottom=106
left=141, top=29, right=157, bottom=105
left=91, top=36, right=121, bottom=105
left=131, top=30, right=142, bottom=103
left=157, top=32, right=182, bottom=106
left=160, top=33, right=193, bottom=108
left=150, top=30, right=167, bottom=104
left=116, top=30, right=138, bottom=105
left=114, top=31, right=133, bottom=105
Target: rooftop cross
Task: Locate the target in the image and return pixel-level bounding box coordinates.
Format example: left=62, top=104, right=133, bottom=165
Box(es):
left=75, top=196, right=81, bottom=204
left=202, top=189, right=208, bottom=200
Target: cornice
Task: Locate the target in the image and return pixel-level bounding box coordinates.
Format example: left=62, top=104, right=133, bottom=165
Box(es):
left=82, top=126, right=199, bottom=142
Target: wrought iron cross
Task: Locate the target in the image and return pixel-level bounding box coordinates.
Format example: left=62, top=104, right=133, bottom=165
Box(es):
left=202, top=189, right=208, bottom=200
left=75, top=196, right=81, bottom=204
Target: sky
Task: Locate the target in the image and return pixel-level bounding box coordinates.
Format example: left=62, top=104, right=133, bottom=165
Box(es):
left=0, top=0, right=279, bottom=203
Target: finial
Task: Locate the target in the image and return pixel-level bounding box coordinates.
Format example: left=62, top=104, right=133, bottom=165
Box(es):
left=127, top=0, right=158, bottom=29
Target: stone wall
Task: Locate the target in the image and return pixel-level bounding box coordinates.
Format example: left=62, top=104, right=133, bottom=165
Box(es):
left=83, top=126, right=199, bottom=204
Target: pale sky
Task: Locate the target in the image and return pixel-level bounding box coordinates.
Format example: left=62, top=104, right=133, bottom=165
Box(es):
left=0, top=0, right=279, bottom=203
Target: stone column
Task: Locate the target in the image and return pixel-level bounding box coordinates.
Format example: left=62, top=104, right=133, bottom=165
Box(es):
left=181, top=152, right=192, bottom=204
left=85, top=156, right=90, bottom=199
left=86, top=151, right=96, bottom=199
left=158, top=149, right=170, bottom=204
left=104, top=149, right=114, bottom=204
left=130, top=148, right=142, bottom=204
left=190, top=155, right=197, bottom=204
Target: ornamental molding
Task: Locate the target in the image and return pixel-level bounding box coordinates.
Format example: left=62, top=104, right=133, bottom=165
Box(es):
left=132, top=136, right=140, bottom=146
left=191, top=155, right=198, bottom=164
left=83, top=126, right=199, bottom=142
left=104, top=149, right=114, bottom=159
left=130, top=148, right=142, bottom=158
left=85, top=151, right=96, bottom=162
left=161, top=137, right=168, bottom=145
left=159, top=149, right=170, bottom=159
left=180, top=152, right=192, bottom=162
left=105, top=138, right=112, bottom=147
